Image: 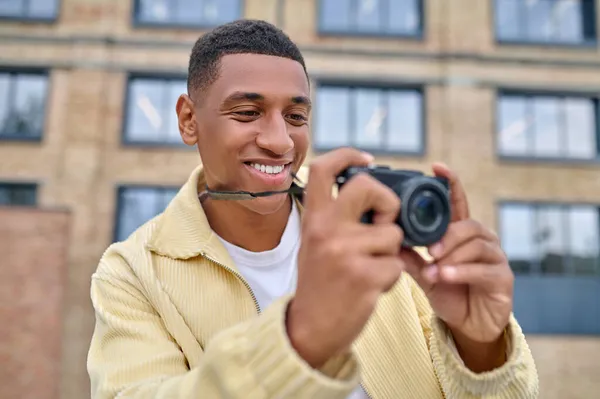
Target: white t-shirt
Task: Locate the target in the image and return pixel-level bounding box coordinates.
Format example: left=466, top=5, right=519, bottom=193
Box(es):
left=215, top=201, right=369, bottom=399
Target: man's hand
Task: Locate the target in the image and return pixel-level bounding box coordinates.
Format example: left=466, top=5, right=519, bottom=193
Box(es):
left=287, top=148, right=405, bottom=368
left=402, top=162, right=514, bottom=372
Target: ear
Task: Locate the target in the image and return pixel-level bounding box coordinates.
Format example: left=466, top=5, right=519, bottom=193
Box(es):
left=176, top=94, right=198, bottom=146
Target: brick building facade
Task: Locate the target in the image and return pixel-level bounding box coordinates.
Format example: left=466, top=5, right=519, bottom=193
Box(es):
left=0, top=0, right=598, bottom=398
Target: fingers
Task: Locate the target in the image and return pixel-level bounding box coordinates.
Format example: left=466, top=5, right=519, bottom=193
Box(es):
left=305, top=148, right=374, bottom=211
left=356, top=256, right=405, bottom=293
left=435, top=238, right=505, bottom=266
left=434, top=263, right=513, bottom=289
left=348, top=224, right=404, bottom=256
left=432, top=162, right=469, bottom=222
left=428, top=219, right=499, bottom=260
left=336, top=173, right=401, bottom=224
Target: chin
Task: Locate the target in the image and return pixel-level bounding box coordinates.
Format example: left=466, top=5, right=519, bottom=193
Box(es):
left=238, top=193, right=290, bottom=216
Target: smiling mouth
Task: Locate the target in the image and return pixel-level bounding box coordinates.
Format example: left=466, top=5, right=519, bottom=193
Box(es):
left=244, top=162, right=290, bottom=175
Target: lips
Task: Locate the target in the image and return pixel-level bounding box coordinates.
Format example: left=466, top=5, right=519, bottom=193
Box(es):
left=248, top=162, right=286, bottom=175
left=243, top=161, right=292, bottom=187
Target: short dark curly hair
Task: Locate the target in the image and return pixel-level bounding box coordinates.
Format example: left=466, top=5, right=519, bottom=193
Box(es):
left=187, top=19, right=307, bottom=95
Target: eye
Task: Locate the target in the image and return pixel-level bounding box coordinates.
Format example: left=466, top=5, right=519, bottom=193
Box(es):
left=235, top=110, right=260, bottom=117
left=288, top=113, right=308, bottom=122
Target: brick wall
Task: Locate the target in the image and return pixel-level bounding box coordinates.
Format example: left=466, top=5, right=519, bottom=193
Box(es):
left=0, top=208, right=71, bottom=399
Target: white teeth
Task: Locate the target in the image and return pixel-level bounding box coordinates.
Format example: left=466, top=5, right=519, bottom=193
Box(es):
left=250, top=163, right=285, bottom=175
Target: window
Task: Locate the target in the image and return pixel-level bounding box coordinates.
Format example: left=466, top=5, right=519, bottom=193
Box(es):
left=497, top=92, right=600, bottom=160
left=314, top=84, right=424, bottom=154
left=124, top=76, right=188, bottom=145
left=500, top=202, right=600, bottom=334
left=0, top=183, right=37, bottom=206
left=114, top=186, right=178, bottom=242
left=133, top=0, right=241, bottom=27
left=494, top=0, right=596, bottom=45
left=318, top=0, right=422, bottom=36
left=0, top=70, right=48, bottom=140
left=0, top=0, right=60, bottom=20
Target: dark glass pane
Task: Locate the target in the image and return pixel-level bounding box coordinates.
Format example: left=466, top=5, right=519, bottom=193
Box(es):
left=320, top=0, right=352, bottom=31
left=354, top=88, right=384, bottom=149
left=314, top=86, right=350, bottom=149
left=137, top=0, right=239, bottom=25
left=0, top=0, right=24, bottom=17
left=496, top=0, right=593, bottom=45
left=388, top=0, right=420, bottom=34
left=387, top=90, right=422, bottom=152
left=556, top=0, right=584, bottom=43
left=532, top=96, right=561, bottom=157
left=536, top=206, right=567, bottom=274
left=497, top=95, right=529, bottom=156
left=500, top=204, right=535, bottom=274
left=0, top=73, right=47, bottom=138
left=526, top=0, right=554, bottom=43
left=0, top=74, right=10, bottom=134
left=117, top=188, right=177, bottom=241
left=126, top=79, right=166, bottom=142
left=126, top=78, right=186, bottom=144
left=28, top=0, right=59, bottom=18
left=495, top=0, right=521, bottom=40
left=0, top=184, right=36, bottom=206
left=137, top=0, right=172, bottom=23
left=167, top=81, right=187, bottom=142
left=568, top=206, right=600, bottom=275
left=356, top=0, right=382, bottom=32
left=564, top=98, right=596, bottom=159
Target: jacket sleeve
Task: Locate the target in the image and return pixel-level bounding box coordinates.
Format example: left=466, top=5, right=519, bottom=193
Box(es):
left=407, top=276, right=540, bottom=398
left=87, top=254, right=360, bottom=399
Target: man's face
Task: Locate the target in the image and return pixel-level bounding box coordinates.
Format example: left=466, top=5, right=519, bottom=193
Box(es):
left=178, top=53, right=310, bottom=215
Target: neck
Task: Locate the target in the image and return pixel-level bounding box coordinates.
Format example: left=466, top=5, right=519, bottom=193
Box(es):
left=203, top=196, right=293, bottom=252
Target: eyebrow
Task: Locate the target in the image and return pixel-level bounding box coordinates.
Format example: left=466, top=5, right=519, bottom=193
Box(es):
left=222, top=91, right=312, bottom=108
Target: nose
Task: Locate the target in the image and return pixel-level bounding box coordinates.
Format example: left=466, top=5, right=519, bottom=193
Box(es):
left=255, top=114, right=294, bottom=156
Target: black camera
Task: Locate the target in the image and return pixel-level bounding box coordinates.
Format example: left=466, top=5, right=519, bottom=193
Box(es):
left=336, top=165, right=451, bottom=247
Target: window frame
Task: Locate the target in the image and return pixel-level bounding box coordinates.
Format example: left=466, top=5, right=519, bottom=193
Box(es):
left=0, top=182, right=38, bottom=206
left=121, top=72, right=192, bottom=148
left=494, top=88, right=600, bottom=164
left=498, top=199, right=600, bottom=277
left=131, top=0, right=244, bottom=29
left=113, top=184, right=180, bottom=242
left=497, top=199, right=600, bottom=335
left=317, top=0, right=425, bottom=39
left=312, top=80, right=427, bottom=156
left=0, top=67, right=50, bottom=143
left=0, top=0, right=61, bottom=22
left=492, top=0, right=598, bottom=48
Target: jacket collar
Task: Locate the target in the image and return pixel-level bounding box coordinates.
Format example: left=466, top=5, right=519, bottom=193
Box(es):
left=146, top=164, right=307, bottom=262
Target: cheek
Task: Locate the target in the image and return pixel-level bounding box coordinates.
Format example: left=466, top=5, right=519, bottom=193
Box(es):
left=200, top=119, right=255, bottom=155
left=291, top=128, right=309, bottom=159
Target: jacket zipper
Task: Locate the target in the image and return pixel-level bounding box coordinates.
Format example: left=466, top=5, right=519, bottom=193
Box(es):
left=201, top=251, right=261, bottom=314
left=203, top=252, right=374, bottom=398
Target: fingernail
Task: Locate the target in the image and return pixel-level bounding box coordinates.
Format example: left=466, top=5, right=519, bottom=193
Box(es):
left=424, top=264, right=438, bottom=281
left=429, top=243, right=443, bottom=258
left=442, top=265, right=456, bottom=279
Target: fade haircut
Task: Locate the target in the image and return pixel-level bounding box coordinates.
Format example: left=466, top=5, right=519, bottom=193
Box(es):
left=187, top=19, right=308, bottom=96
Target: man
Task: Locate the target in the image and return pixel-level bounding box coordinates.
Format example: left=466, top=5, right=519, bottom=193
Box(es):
left=87, top=19, right=538, bottom=398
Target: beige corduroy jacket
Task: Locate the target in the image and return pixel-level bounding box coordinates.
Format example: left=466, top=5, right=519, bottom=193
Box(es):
left=87, top=165, right=539, bottom=398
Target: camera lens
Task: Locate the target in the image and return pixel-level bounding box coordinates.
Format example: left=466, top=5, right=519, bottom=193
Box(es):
left=408, top=190, right=443, bottom=232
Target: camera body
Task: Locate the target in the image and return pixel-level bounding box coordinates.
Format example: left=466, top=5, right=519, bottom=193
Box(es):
left=336, top=165, right=451, bottom=247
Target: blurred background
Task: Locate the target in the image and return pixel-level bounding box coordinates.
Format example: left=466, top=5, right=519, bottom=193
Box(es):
left=0, top=0, right=599, bottom=398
